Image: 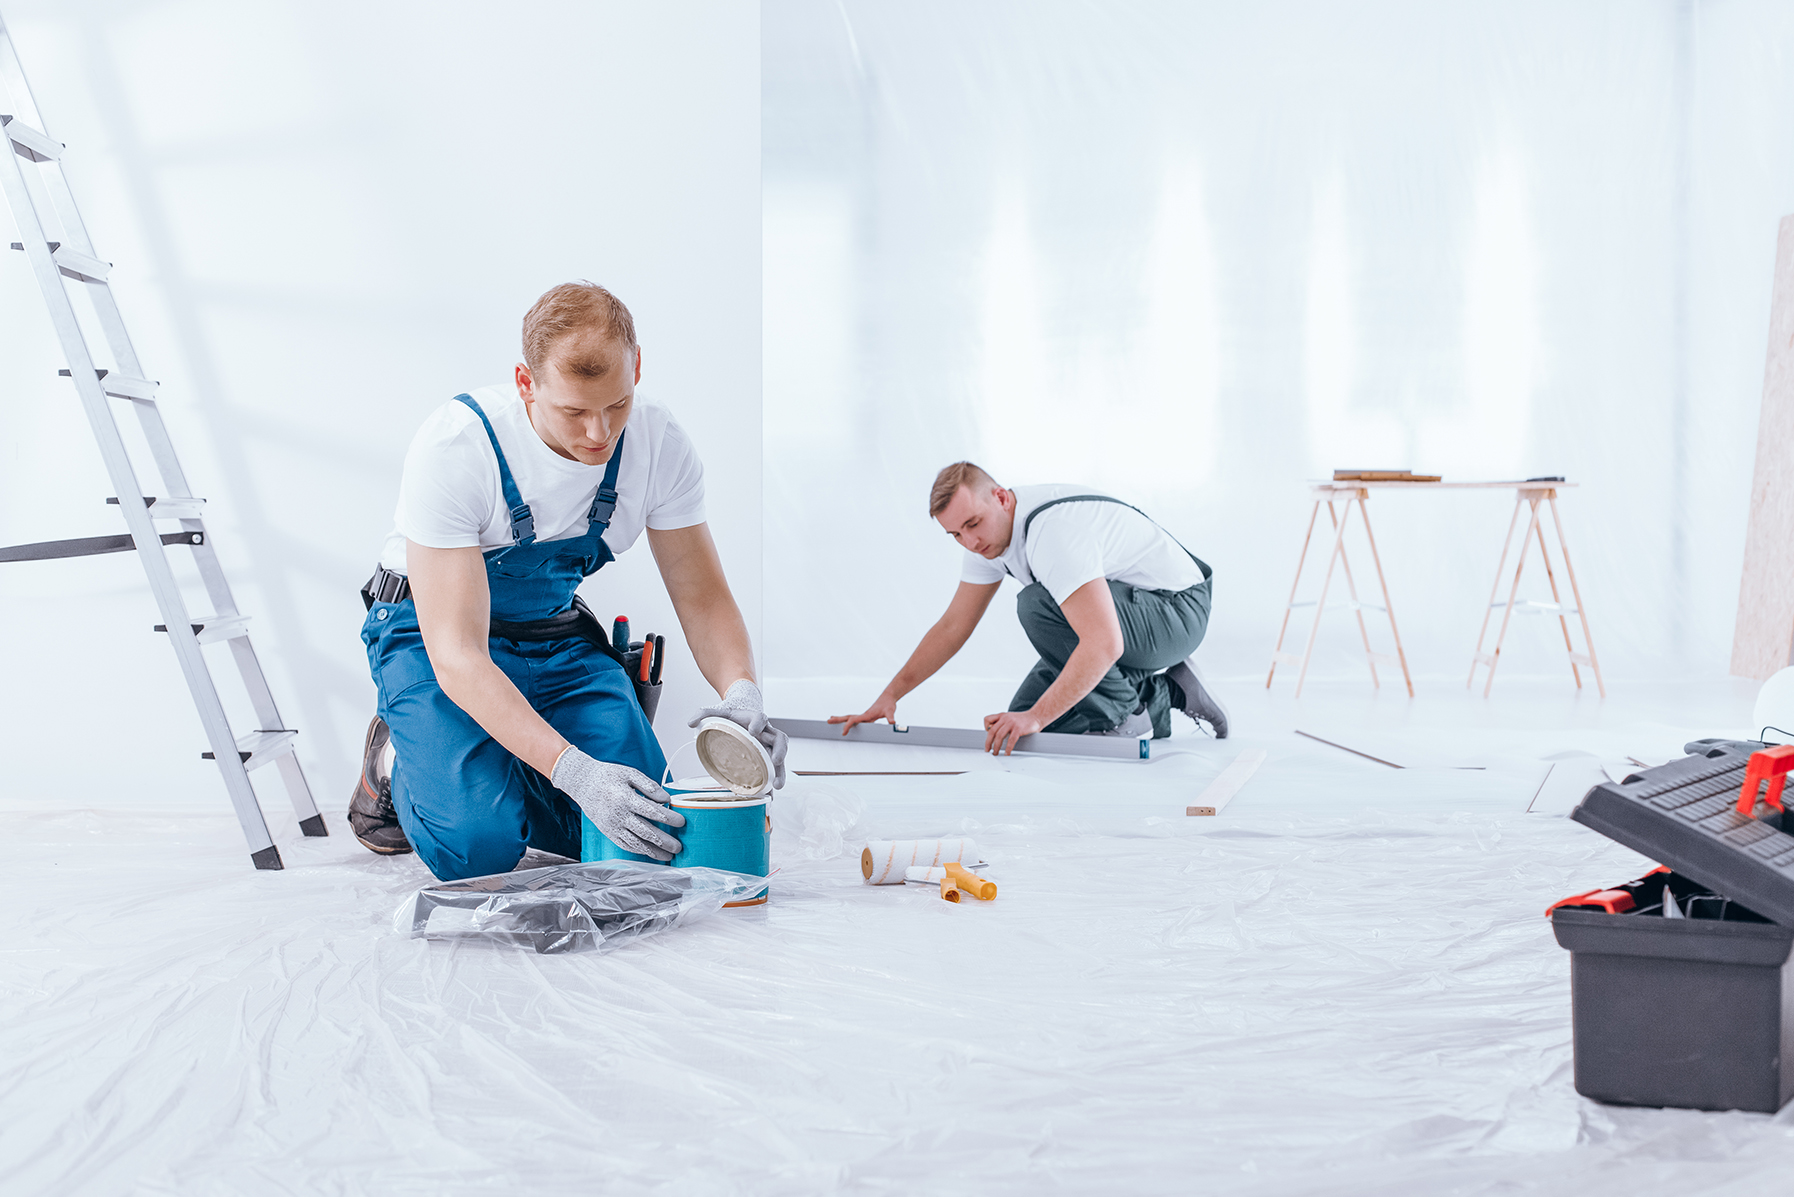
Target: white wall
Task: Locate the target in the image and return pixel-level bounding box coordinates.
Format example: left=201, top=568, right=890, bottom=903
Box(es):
left=0, top=1, right=761, bottom=817
left=763, top=0, right=1794, bottom=724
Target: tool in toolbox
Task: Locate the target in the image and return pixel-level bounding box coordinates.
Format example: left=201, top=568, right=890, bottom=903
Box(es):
left=1543, top=867, right=1671, bottom=917
left=1553, top=739, right=1794, bottom=1113
left=0, top=18, right=321, bottom=869
left=1568, top=739, right=1794, bottom=925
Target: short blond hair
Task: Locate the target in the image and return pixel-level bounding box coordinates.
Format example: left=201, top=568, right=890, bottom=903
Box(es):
left=929, top=461, right=998, bottom=517
left=522, top=281, right=638, bottom=379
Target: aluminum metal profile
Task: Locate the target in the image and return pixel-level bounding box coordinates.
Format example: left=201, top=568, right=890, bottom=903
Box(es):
left=770, top=717, right=1151, bottom=761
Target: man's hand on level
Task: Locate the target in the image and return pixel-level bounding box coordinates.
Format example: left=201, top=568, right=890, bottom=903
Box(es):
left=983, top=709, right=1044, bottom=755
left=828, top=693, right=899, bottom=735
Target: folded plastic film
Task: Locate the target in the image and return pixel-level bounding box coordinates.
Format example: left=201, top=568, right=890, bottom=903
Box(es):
left=862, top=837, right=978, bottom=885
left=394, top=860, right=770, bottom=955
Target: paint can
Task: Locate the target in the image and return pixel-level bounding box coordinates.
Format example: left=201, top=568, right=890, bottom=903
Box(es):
left=581, top=781, right=772, bottom=907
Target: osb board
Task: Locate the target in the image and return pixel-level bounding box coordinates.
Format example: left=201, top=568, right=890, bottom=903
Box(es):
left=1734, top=214, right=1794, bottom=680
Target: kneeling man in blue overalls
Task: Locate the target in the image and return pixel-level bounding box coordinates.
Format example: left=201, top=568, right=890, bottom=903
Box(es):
left=833, top=461, right=1228, bottom=753
left=351, top=282, right=785, bottom=878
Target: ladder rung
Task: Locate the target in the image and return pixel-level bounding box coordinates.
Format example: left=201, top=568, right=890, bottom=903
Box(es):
left=109, top=495, right=206, bottom=520
left=2, top=114, right=62, bottom=161
left=156, top=613, right=250, bottom=644
left=54, top=245, right=110, bottom=281
left=1367, top=651, right=1397, bottom=666
left=16, top=240, right=113, bottom=281
left=1569, top=653, right=1594, bottom=668
left=1290, top=599, right=1386, bottom=613
left=1272, top=652, right=1306, bottom=666
left=57, top=367, right=158, bottom=400
left=9, top=240, right=109, bottom=281
left=102, top=374, right=157, bottom=400
left=202, top=729, right=297, bottom=771
left=1474, top=652, right=1496, bottom=665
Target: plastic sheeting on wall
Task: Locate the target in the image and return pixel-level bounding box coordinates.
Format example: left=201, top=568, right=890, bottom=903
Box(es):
left=763, top=0, right=1794, bottom=709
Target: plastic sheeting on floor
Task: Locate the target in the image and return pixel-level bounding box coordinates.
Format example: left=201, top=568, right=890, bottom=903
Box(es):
left=8, top=682, right=1794, bottom=1194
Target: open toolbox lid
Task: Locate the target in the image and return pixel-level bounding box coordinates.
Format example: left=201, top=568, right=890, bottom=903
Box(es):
left=1571, top=739, right=1794, bottom=927
left=1571, top=739, right=1794, bottom=926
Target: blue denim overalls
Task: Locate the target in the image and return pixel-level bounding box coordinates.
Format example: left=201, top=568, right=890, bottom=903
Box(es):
left=361, top=394, right=667, bottom=881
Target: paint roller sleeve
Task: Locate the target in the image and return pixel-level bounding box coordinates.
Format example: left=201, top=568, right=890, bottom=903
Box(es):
left=861, top=838, right=979, bottom=885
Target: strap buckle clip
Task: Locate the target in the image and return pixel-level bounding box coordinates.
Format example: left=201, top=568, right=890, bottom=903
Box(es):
left=589, top=485, right=618, bottom=526
left=509, top=503, right=536, bottom=544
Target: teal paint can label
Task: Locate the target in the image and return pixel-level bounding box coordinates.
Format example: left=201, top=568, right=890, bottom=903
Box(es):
left=581, top=783, right=771, bottom=906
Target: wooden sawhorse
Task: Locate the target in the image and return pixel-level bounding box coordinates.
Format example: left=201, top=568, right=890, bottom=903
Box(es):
left=1468, top=484, right=1605, bottom=697
left=1266, top=484, right=1414, bottom=699
left=1266, top=480, right=1604, bottom=698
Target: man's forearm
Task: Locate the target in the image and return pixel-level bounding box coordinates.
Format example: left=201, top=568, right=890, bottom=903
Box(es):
left=433, top=654, right=569, bottom=776
left=1026, top=640, right=1120, bottom=728
left=677, top=591, right=757, bottom=696
left=884, top=619, right=972, bottom=700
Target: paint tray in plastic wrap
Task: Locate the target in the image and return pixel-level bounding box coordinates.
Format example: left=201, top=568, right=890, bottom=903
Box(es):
left=394, top=860, right=770, bottom=954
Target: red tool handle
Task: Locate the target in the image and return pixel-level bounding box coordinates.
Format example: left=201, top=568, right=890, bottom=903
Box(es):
left=1544, top=866, right=1668, bottom=917
left=1546, top=888, right=1637, bottom=916
left=1736, top=745, right=1794, bottom=816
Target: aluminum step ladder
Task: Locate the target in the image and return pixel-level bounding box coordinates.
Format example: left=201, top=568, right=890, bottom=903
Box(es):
left=0, top=16, right=322, bottom=869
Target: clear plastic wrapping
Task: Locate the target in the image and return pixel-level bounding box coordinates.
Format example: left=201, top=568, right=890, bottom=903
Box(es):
left=393, top=859, right=769, bottom=954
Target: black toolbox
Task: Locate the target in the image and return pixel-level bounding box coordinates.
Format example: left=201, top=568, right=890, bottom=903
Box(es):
left=1553, top=738, right=1794, bottom=1113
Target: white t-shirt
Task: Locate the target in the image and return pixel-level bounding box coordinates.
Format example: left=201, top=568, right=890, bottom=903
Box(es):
left=379, top=383, right=706, bottom=572
left=959, top=483, right=1206, bottom=604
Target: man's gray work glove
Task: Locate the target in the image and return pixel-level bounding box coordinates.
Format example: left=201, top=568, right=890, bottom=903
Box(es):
left=551, top=746, right=685, bottom=862
left=688, top=678, right=788, bottom=790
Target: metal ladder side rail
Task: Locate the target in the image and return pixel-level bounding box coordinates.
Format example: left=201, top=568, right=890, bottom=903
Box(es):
left=0, top=131, right=283, bottom=866
left=0, top=19, right=322, bottom=864
left=0, top=33, right=315, bottom=790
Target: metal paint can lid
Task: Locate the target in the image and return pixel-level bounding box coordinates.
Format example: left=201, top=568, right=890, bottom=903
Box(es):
left=693, top=716, right=773, bottom=797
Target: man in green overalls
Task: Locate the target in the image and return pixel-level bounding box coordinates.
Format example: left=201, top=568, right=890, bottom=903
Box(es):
left=833, top=461, right=1227, bottom=754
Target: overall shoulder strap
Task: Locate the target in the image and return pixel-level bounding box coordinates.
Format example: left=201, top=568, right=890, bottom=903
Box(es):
left=1021, top=493, right=1211, bottom=582
left=586, top=430, right=626, bottom=531
left=454, top=394, right=535, bottom=545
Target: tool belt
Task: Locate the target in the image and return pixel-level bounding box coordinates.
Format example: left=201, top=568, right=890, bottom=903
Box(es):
left=360, top=567, right=662, bottom=724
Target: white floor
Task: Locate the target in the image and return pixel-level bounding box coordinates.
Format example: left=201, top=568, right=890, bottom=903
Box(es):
left=7, top=672, right=1794, bottom=1195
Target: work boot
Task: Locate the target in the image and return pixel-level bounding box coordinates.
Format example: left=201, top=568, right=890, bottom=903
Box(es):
left=1166, top=657, right=1229, bottom=739
left=1093, top=705, right=1153, bottom=738
left=349, top=716, right=412, bottom=855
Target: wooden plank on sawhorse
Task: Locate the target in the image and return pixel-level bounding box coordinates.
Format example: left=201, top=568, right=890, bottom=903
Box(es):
left=770, top=718, right=1152, bottom=761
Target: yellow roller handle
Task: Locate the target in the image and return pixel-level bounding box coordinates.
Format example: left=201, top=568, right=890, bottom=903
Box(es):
left=938, top=877, right=961, bottom=903
left=945, top=861, right=996, bottom=901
